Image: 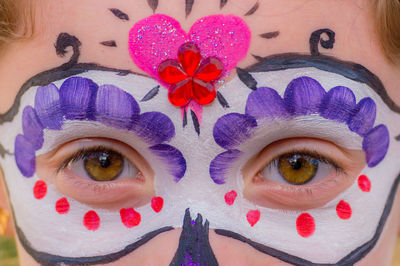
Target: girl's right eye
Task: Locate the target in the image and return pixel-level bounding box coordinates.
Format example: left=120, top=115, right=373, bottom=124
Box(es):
left=60, top=147, right=139, bottom=182
left=36, top=138, right=155, bottom=208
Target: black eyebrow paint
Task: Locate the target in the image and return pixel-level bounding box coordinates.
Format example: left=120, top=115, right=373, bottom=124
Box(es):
left=259, top=31, right=280, bottom=39
left=100, top=40, right=117, bottom=47
left=244, top=1, right=260, bottom=16
left=147, top=0, right=159, bottom=13
left=109, top=8, right=130, bottom=21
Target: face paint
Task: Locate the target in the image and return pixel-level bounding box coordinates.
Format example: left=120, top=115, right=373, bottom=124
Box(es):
left=1, top=12, right=399, bottom=266
left=129, top=14, right=251, bottom=131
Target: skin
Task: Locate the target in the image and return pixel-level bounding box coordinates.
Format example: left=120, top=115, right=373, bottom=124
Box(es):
left=0, top=0, right=400, bottom=265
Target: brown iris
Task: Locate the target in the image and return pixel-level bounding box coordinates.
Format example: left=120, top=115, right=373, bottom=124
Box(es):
left=278, top=154, right=319, bottom=185
left=84, top=151, right=124, bottom=181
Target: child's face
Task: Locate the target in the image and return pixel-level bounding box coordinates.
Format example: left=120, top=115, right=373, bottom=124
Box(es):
left=1, top=1, right=400, bottom=265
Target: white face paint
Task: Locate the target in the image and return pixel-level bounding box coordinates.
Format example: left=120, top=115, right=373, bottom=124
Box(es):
left=1, top=65, right=399, bottom=264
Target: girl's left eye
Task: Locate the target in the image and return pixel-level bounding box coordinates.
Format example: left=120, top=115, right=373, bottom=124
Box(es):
left=242, top=138, right=366, bottom=210
left=63, top=147, right=138, bottom=182
left=260, top=152, right=339, bottom=185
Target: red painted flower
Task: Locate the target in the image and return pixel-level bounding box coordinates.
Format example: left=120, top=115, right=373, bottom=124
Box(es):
left=158, top=42, right=223, bottom=107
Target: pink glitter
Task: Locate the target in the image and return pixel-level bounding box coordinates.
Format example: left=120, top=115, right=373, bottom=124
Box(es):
left=129, top=14, right=251, bottom=85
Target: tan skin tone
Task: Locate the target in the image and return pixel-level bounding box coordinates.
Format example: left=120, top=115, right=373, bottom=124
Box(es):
left=0, top=0, right=400, bottom=265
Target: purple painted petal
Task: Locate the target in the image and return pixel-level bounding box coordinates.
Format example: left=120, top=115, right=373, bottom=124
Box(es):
left=95, top=85, right=140, bottom=130
left=150, top=144, right=186, bottom=182
left=34, top=83, right=63, bottom=130
left=362, top=125, right=390, bottom=167
left=22, top=106, right=44, bottom=150
left=347, top=97, right=376, bottom=136
left=59, top=77, right=98, bottom=120
left=213, top=113, right=257, bottom=149
left=245, top=87, right=288, bottom=119
left=284, top=77, right=326, bottom=115
left=14, top=134, right=36, bottom=177
left=209, top=150, right=242, bottom=184
left=133, top=112, right=175, bottom=145
left=320, top=86, right=356, bottom=122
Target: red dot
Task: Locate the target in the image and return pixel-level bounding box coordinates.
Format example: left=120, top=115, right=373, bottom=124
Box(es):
left=83, top=211, right=100, bottom=231
left=224, top=190, right=237, bottom=206
left=33, top=180, right=47, bottom=199
left=151, top=197, right=164, bottom=213
left=120, top=208, right=141, bottom=228
left=358, top=175, right=371, bottom=192
left=55, top=198, right=70, bottom=214
left=336, top=200, right=352, bottom=220
left=296, top=213, right=315, bottom=238
left=246, top=210, right=260, bottom=227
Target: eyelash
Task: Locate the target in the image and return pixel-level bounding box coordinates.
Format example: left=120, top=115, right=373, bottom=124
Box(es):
left=56, top=145, right=122, bottom=173
left=267, top=149, right=345, bottom=172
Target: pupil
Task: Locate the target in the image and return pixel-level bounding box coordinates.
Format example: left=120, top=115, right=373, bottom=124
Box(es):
left=98, top=153, right=111, bottom=168
left=289, top=156, right=303, bottom=170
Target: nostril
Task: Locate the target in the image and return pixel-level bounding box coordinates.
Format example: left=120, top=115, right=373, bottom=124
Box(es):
left=170, top=208, right=218, bottom=266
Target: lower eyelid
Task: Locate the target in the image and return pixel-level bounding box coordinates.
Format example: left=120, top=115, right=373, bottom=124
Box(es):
left=247, top=172, right=346, bottom=210
left=56, top=168, right=152, bottom=209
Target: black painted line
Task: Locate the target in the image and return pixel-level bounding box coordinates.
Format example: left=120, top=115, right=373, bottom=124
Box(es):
left=244, top=1, right=259, bottom=16
left=185, top=0, right=195, bottom=17
left=309, top=29, right=335, bottom=56
left=217, top=91, right=230, bottom=108
left=259, top=31, right=280, bottom=39
left=236, top=67, right=258, bottom=90
left=100, top=40, right=117, bottom=47
left=16, top=224, right=174, bottom=265
left=191, top=110, right=200, bottom=135
left=147, top=0, right=159, bottom=13
left=109, top=8, right=130, bottom=21
left=0, top=144, right=12, bottom=158
left=55, top=33, right=81, bottom=70
left=183, top=109, right=188, bottom=128
left=220, top=0, right=228, bottom=9
left=141, top=85, right=160, bottom=102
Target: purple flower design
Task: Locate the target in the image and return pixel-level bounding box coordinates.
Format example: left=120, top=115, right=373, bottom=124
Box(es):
left=210, top=76, right=389, bottom=184
left=15, top=77, right=186, bottom=182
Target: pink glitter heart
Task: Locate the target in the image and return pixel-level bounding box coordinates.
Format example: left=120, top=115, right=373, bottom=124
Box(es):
left=128, top=14, right=251, bottom=84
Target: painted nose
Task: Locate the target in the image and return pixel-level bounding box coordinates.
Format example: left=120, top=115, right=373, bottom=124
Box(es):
left=170, top=209, right=219, bottom=266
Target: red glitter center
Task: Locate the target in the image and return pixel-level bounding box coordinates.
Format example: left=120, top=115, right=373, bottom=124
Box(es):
left=158, top=42, right=223, bottom=107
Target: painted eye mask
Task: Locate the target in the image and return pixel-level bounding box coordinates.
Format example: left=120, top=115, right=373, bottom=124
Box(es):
left=0, top=14, right=400, bottom=266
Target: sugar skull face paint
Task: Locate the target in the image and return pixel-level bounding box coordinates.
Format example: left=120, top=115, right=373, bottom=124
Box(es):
left=1, top=5, right=400, bottom=265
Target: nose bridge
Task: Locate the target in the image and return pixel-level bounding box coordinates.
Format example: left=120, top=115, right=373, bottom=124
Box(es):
left=170, top=209, right=219, bottom=266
